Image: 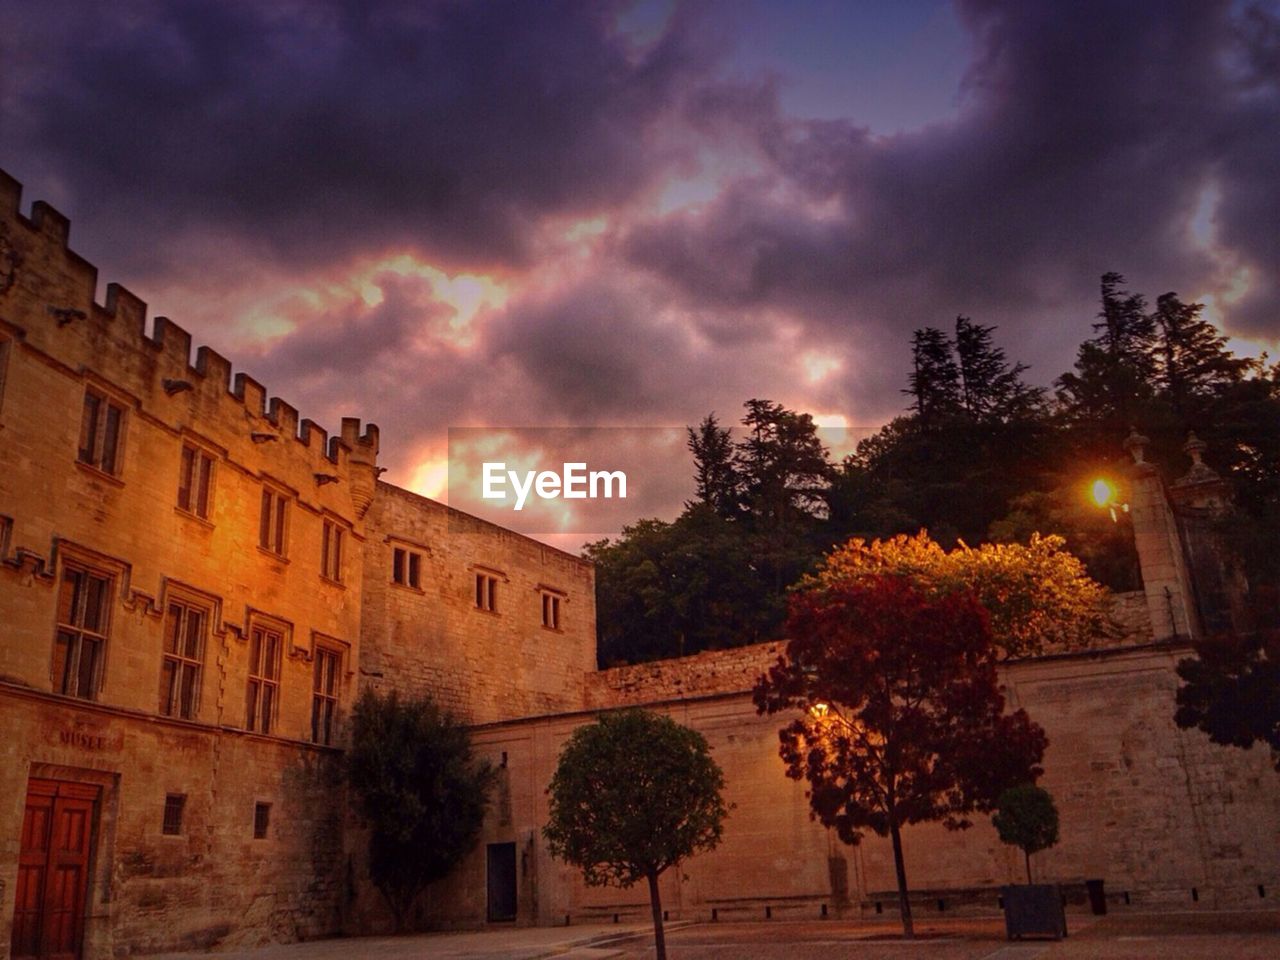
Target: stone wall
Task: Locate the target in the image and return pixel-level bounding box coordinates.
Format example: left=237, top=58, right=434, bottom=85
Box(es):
left=0, top=688, right=345, bottom=960
left=359, top=482, right=596, bottom=726
left=585, top=641, right=783, bottom=708
left=0, top=169, right=364, bottom=957
left=430, top=642, right=1280, bottom=930
left=0, top=168, right=373, bottom=733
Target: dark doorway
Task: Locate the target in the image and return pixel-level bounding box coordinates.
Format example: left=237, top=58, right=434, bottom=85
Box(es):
left=486, top=842, right=517, bottom=922
left=11, top=778, right=100, bottom=960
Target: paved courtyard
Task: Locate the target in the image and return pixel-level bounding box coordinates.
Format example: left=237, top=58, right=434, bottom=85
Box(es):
left=148, top=910, right=1279, bottom=960
left=609, top=911, right=1280, bottom=959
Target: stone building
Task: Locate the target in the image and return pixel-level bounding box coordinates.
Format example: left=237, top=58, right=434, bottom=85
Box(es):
left=0, top=171, right=592, bottom=959
left=1, top=170, right=1277, bottom=959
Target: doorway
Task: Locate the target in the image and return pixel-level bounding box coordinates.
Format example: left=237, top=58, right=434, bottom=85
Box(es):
left=11, top=778, right=100, bottom=960
left=486, top=842, right=517, bottom=922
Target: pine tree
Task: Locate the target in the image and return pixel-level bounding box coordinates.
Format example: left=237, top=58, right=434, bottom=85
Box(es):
left=735, top=399, right=830, bottom=521
left=1152, top=292, right=1254, bottom=416
left=906, top=327, right=961, bottom=425
left=1056, top=272, right=1156, bottom=443
left=954, top=316, right=1043, bottom=421
left=687, top=414, right=739, bottom=517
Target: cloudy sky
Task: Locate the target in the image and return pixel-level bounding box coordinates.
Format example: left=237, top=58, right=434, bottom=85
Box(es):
left=3, top=0, right=1278, bottom=541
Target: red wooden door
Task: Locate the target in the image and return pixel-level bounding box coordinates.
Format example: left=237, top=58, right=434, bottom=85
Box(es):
left=10, top=779, right=99, bottom=960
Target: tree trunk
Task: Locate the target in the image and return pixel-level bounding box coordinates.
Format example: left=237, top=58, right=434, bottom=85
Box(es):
left=889, top=821, right=914, bottom=939
left=647, top=870, right=667, bottom=960
left=1025, top=849, right=1033, bottom=885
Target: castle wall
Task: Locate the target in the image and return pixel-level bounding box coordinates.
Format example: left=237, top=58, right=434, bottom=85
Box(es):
left=429, top=638, right=1279, bottom=929
left=359, top=482, right=595, bottom=726
left=0, top=690, right=344, bottom=959
left=0, top=172, right=370, bottom=957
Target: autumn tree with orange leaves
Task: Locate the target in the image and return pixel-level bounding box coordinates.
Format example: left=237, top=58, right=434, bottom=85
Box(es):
left=754, top=574, right=1049, bottom=938
left=807, top=531, right=1110, bottom=658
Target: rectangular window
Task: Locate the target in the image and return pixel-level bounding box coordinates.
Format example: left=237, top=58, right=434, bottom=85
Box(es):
left=162, top=794, right=186, bottom=836
left=541, top=593, right=562, bottom=630
left=78, top=388, right=125, bottom=475
left=392, top=547, right=421, bottom=588
left=52, top=564, right=112, bottom=699
left=311, top=646, right=340, bottom=745
left=259, top=487, right=288, bottom=556
left=321, top=520, right=344, bottom=583
left=160, top=600, right=206, bottom=719
left=245, top=624, right=282, bottom=734
left=475, top=573, right=498, bottom=612
left=253, top=802, right=271, bottom=839
left=177, top=445, right=214, bottom=519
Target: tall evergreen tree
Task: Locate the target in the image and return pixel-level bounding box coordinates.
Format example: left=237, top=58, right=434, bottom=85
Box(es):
left=735, top=399, right=831, bottom=521
left=1152, top=292, right=1254, bottom=416
left=906, top=327, right=962, bottom=425
left=1056, top=273, right=1156, bottom=433
left=954, top=316, right=1043, bottom=421
left=687, top=414, right=739, bottom=517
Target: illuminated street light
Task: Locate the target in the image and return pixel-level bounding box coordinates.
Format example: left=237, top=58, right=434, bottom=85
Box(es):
left=1090, top=478, right=1129, bottom=523
left=809, top=701, right=830, bottom=719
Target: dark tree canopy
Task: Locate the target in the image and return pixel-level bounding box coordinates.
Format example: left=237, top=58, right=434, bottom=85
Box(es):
left=543, top=710, right=727, bottom=960
left=346, top=689, right=495, bottom=930
left=753, top=574, right=1047, bottom=937
left=992, top=784, right=1061, bottom=883
left=1175, top=631, right=1280, bottom=771
left=587, top=271, right=1280, bottom=666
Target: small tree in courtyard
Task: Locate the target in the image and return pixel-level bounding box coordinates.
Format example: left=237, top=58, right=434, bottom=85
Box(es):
left=753, top=575, right=1047, bottom=938
left=992, top=784, right=1060, bottom=883
left=543, top=710, right=728, bottom=960
left=346, top=688, right=495, bottom=931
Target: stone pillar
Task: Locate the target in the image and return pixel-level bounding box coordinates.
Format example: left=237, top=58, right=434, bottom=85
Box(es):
left=1124, top=430, right=1200, bottom=641
left=1168, top=434, right=1245, bottom=636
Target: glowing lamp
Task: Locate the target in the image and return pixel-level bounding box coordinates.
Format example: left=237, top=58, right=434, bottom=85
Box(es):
left=809, top=702, right=830, bottom=719
left=1090, top=478, right=1116, bottom=508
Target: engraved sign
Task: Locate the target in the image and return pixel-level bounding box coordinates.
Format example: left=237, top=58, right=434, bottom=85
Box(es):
left=53, top=720, right=122, bottom=752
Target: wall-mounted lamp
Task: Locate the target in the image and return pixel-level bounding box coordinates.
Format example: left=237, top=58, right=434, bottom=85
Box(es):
left=1090, top=478, right=1129, bottom=523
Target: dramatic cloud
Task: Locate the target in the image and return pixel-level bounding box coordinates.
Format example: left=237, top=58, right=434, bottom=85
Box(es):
left=3, top=0, right=1278, bottom=540
left=1, top=0, right=716, bottom=271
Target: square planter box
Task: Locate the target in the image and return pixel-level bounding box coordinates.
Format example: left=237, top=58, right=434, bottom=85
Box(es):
left=1001, top=884, right=1067, bottom=940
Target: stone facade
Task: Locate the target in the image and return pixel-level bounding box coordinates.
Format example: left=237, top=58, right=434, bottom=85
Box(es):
left=0, top=171, right=591, bottom=958
left=360, top=483, right=595, bottom=725
left=1, top=168, right=1278, bottom=959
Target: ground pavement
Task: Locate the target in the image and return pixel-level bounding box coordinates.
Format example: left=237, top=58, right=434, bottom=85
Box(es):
left=151, top=910, right=1279, bottom=960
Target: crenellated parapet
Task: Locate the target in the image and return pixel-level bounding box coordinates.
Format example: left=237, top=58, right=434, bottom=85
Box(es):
left=0, top=168, right=379, bottom=507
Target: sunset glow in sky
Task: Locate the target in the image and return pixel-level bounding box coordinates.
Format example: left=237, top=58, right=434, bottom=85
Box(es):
left=3, top=0, right=1278, bottom=544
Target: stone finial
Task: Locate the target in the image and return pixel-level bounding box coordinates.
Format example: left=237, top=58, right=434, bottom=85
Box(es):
left=1123, top=428, right=1151, bottom=464
left=1176, top=431, right=1221, bottom=487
